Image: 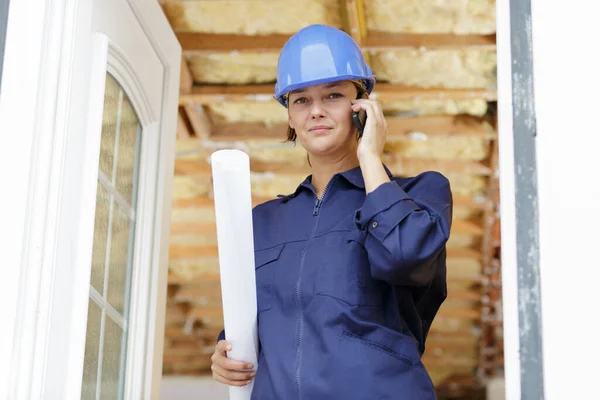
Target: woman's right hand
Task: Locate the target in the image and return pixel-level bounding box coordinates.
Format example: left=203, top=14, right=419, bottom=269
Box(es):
left=211, top=340, right=256, bottom=386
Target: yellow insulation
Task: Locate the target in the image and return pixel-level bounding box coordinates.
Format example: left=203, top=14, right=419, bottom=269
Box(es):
left=385, top=136, right=490, bottom=161
left=208, top=102, right=288, bottom=128
left=364, top=0, right=496, bottom=34
left=383, top=98, right=488, bottom=117
left=370, top=49, right=497, bottom=88
left=163, top=0, right=342, bottom=34
left=187, top=53, right=279, bottom=84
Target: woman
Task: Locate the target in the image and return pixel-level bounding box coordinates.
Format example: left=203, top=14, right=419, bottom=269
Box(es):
left=211, top=24, right=452, bottom=400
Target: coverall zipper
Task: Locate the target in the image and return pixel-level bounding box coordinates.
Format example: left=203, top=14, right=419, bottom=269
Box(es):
left=294, top=176, right=334, bottom=400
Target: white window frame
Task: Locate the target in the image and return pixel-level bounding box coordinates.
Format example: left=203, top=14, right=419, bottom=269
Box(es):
left=0, top=0, right=180, bottom=398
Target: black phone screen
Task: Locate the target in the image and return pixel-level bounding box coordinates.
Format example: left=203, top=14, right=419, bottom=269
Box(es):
left=352, top=91, right=368, bottom=137
left=352, top=110, right=367, bottom=137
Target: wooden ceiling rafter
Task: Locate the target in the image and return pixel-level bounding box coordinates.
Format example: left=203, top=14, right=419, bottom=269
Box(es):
left=203, top=115, right=496, bottom=141
left=340, top=0, right=371, bottom=65
left=179, top=55, right=193, bottom=95
left=176, top=108, right=192, bottom=140
left=179, top=83, right=498, bottom=104
left=170, top=194, right=490, bottom=214
left=173, top=157, right=493, bottom=178
left=175, top=31, right=496, bottom=53
left=183, top=103, right=212, bottom=139
left=167, top=243, right=484, bottom=260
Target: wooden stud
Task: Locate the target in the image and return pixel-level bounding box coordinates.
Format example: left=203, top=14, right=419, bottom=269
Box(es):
left=183, top=104, right=212, bottom=139
left=179, top=83, right=497, bottom=105
left=179, top=55, right=193, bottom=95
left=365, top=31, right=496, bottom=51
left=207, top=115, right=496, bottom=141
left=176, top=108, right=192, bottom=140
left=172, top=156, right=493, bottom=180
left=177, top=32, right=496, bottom=53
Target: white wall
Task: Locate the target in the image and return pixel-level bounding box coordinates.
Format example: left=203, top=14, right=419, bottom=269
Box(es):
left=161, top=376, right=229, bottom=400
left=532, top=1, right=600, bottom=399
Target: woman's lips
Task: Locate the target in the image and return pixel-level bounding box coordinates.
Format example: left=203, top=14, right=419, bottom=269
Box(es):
left=309, top=126, right=332, bottom=134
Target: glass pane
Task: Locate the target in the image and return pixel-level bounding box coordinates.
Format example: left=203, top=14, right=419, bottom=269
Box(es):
left=115, top=94, right=141, bottom=205
left=81, top=300, right=102, bottom=400
left=83, top=71, right=142, bottom=400
left=100, top=317, right=125, bottom=400
left=106, top=202, right=133, bottom=315
left=99, top=75, right=121, bottom=177
left=90, top=183, right=110, bottom=293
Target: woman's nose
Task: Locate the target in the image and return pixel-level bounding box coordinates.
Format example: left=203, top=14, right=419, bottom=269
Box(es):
left=309, top=101, right=326, bottom=119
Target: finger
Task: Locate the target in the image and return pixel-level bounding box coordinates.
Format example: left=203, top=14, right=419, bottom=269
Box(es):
left=351, top=100, right=383, bottom=120
left=364, top=101, right=386, bottom=127
left=212, top=363, right=256, bottom=382
left=222, top=356, right=254, bottom=371
left=216, top=340, right=232, bottom=355
left=212, top=351, right=254, bottom=371
left=213, top=371, right=252, bottom=387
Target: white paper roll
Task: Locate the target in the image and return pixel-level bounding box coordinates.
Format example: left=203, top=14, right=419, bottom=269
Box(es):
left=210, top=149, right=258, bottom=400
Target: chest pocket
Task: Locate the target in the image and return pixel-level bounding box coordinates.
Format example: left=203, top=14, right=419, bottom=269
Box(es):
left=315, top=230, right=385, bottom=307
left=254, top=244, right=284, bottom=313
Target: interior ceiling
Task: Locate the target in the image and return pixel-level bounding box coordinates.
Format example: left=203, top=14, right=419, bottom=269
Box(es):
left=158, top=0, right=502, bottom=396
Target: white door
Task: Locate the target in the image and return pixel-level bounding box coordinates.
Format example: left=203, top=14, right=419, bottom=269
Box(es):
left=0, top=0, right=180, bottom=399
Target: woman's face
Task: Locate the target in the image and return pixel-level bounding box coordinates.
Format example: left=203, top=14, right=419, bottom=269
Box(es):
left=287, top=81, right=359, bottom=159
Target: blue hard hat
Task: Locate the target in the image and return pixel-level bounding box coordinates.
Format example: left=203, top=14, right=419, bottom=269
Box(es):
left=274, top=24, right=376, bottom=107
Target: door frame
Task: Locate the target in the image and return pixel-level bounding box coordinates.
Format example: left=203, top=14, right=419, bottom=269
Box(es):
left=0, top=0, right=180, bottom=398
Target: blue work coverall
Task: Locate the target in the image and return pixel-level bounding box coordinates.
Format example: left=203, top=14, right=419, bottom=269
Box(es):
left=219, top=165, right=453, bottom=400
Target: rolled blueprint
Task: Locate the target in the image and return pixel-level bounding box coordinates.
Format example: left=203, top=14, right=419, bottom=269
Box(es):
left=210, top=149, right=258, bottom=400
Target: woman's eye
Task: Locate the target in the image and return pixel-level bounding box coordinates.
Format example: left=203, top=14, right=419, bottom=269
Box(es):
left=327, top=92, right=343, bottom=99
left=293, top=97, right=308, bottom=104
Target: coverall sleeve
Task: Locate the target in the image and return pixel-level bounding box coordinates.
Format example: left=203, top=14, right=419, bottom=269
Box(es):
left=354, top=171, right=452, bottom=287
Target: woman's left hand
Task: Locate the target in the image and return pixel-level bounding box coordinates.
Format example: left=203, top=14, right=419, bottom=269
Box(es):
left=351, top=98, right=387, bottom=161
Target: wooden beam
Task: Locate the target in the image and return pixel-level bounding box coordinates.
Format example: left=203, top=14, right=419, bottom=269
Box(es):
left=168, top=271, right=483, bottom=287
left=172, top=195, right=269, bottom=209
left=170, top=285, right=479, bottom=305
left=341, top=0, right=362, bottom=44
left=341, top=0, right=371, bottom=66
left=365, top=31, right=496, bottom=51
left=386, top=159, right=492, bottom=177
left=438, top=308, right=481, bottom=320
left=166, top=303, right=480, bottom=323
left=173, top=155, right=491, bottom=179
left=422, top=356, right=478, bottom=368
left=208, top=115, right=495, bottom=141
left=183, top=104, right=212, bottom=139
left=176, top=108, right=192, bottom=140
left=371, top=84, right=498, bottom=102
left=168, top=243, right=482, bottom=260
left=168, top=272, right=220, bottom=285
left=179, top=83, right=497, bottom=105
left=170, top=193, right=490, bottom=210
left=451, top=220, right=484, bottom=236
left=179, top=56, right=193, bottom=94
left=177, top=32, right=496, bottom=53
left=177, top=32, right=290, bottom=53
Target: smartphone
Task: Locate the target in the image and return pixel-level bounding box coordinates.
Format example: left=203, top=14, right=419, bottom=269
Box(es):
left=352, top=110, right=367, bottom=137
left=352, top=93, right=367, bottom=137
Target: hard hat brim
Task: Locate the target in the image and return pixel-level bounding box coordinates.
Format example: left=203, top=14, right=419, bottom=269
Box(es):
left=274, top=75, right=376, bottom=107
